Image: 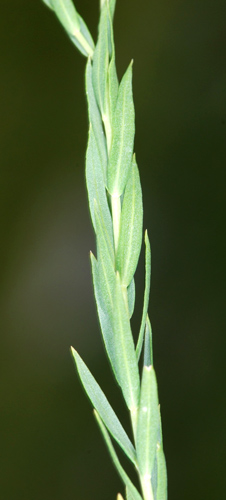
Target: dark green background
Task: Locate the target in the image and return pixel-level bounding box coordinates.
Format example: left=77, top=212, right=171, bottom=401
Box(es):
left=0, top=0, right=225, bottom=498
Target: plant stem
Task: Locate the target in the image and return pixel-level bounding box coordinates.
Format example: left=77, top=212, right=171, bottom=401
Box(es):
left=111, top=194, right=121, bottom=253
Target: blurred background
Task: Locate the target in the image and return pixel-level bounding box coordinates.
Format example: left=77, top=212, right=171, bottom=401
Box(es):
left=0, top=0, right=225, bottom=498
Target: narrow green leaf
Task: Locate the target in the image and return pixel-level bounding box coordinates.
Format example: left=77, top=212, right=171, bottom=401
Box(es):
left=107, top=10, right=118, bottom=114
left=85, top=127, right=114, bottom=256
left=93, top=204, right=126, bottom=384
left=136, top=366, right=159, bottom=481
left=107, top=62, right=135, bottom=196
left=116, top=156, right=143, bottom=287
left=158, top=405, right=163, bottom=446
left=90, top=253, right=117, bottom=374
left=156, top=443, right=167, bottom=500
left=127, top=278, right=135, bottom=319
left=92, top=4, right=109, bottom=114
left=94, top=198, right=114, bottom=270
left=151, top=455, right=158, bottom=500
left=100, top=0, right=116, bottom=20
left=94, top=410, right=143, bottom=500
left=50, top=0, right=94, bottom=57
left=86, top=59, right=108, bottom=180
left=91, top=245, right=140, bottom=409
left=113, top=273, right=140, bottom=412
left=144, top=315, right=153, bottom=367
left=150, top=407, right=164, bottom=497
left=71, top=348, right=137, bottom=466
left=108, top=50, right=118, bottom=119
left=136, top=230, right=151, bottom=360
left=109, top=0, right=117, bottom=20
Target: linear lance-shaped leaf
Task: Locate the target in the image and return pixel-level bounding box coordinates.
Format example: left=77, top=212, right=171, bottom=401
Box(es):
left=136, top=230, right=151, bottom=360
left=127, top=278, right=135, bottom=319
left=107, top=9, right=118, bottom=116
left=116, top=156, right=143, bottom=287
left=86, top=59, right=108, bottom=181
left=107, top=61, right=135, bottom=196
left=144, top=315, right=153, bottom=367
left=85, top=127, right=114, bottom=257
left=101, top=0, right=116, bottom=21
left=94, top=198, right=115, bottom=278
left=113, top=272, right=140, bottom=412
left=92, top=4, right=109, bottom=115
left=71, top=348, right=137, bottom=466
left=136, top=366, right=159, bottom=481
left=90, top=252, right=119, bottom=384
left=108, top=48, right=118, bottom=121
left=94, top=411, right=143, bottom=500
left=156, top=442, right=167, bottom=500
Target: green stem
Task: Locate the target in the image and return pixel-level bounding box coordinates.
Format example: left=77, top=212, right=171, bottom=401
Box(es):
left=111, top=194, right=121, bottom=254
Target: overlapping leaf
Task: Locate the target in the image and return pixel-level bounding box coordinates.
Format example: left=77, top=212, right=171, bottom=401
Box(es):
left=127, top=278, right=135, bottom=319
left=92, top=4, right=109, bottom=115
left=116, top=156, right=143, bottom=287
left=90, top=252, right=119, bottom=382
left=107, top=22, right=118, bottom=143
left=136, top=230, right=151, bottom=360
left=143, top=315, right=153, bottom=367
left=108, top=62, right=135, bottom=196
left=136, top=366, right=159, bottom=483
left=113, top=273, right=140, bottom=411
left=156, top=443, right=167, bottom=500
left=85, top=127, right=114, bottom=256
left=86, top=59, right=108, bottom=180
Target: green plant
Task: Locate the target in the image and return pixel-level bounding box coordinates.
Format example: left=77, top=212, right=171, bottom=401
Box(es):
left=42, top=1, right=167, bottom=499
